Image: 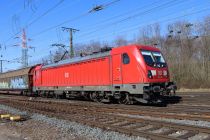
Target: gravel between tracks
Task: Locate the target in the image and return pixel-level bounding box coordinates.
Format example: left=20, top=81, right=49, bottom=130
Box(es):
left=113, top=113, right=210, bottom=128
left=0, top=104, right=147, bottom=140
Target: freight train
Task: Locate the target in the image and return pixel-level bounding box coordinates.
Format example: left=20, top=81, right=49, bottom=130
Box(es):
left=0, top=44, right=177, bottom=104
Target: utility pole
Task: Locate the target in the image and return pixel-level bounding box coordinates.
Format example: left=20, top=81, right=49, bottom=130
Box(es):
left=0, top=55, right=3, bottom=73
left=0, top=60, right=2, bottom=73
left=0, top=55, right=10, bottom=73
left=0, top=60, right=8, bottom=73
left=62, top=27, right=79, bottom=58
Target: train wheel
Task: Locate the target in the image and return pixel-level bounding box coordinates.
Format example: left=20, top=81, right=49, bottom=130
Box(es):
left=118, top=93, right=130, bottom=104
left=40, top=91, right=46, bottom=97
left=90, top=92, right=103, bottom=103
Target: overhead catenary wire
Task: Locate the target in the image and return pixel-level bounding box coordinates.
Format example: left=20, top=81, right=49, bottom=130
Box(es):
left=31, top=7, right=210, bottom=60
left=32, top=0, right=174, bottom=37
left=78, top=7, right=210, bottom=44
left=31, top=12, right=90, bottom=38
left=24, top=0, right=47, bottom=27
left=88, top=0, right=120, bottom=13
left=31, top=0, right=120, bottom=38
left=76, top=0, right=185, bottom=38
left=3, top=0, right=65, bottom=45
left=78, top=0, right=161, bottom=32
left=26, top=0, right=64, bottom=28
left=60, top=0, right=184, bottom=43
left=28, top=1, right=209, bottom=56
left=79, top=7, right=210, bottom=41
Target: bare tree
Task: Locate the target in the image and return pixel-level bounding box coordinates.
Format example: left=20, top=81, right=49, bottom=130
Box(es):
left=114, top=36, right=128, bottom=46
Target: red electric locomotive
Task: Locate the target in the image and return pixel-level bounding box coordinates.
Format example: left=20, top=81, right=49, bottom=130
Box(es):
left=32, top=44, right=176, bottom=104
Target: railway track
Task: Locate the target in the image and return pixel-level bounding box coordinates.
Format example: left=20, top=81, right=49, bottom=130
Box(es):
left=1, top=95, right=210, bottom=121
left=0, top=95, right=210, bottom=140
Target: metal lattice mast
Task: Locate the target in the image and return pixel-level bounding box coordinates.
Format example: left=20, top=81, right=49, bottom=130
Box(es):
left=21, top=29, right=28, bottom=67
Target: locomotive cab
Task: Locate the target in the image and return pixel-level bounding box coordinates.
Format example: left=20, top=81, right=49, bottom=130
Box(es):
left=111, top=44, right=177, bottom=104
left=137, top=45, right=177, bottom=103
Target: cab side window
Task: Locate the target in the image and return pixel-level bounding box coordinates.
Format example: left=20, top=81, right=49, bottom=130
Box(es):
left=122, top=53, right=130, bottom=64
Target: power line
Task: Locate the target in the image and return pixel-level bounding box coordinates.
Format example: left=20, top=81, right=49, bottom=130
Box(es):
left=3, top=0, right=65, bottom=45
left=3, top=0, right=120, bottom=56
left=31, top=0, right=120, bottom=38
left=78, top=7, right=210, bottom=43
left=31, top=4, right=206, bottom=58
left=24, top=0, right=46, bottom=27
left=103, top=0, right=120, bottom=7
left=27, top=0, right=64, bottom=27
left=77, top=0, right=183, bottom=38
left=32, top=12, right=89, bottom=38
left=78, top=0, right=161, bottom=31
left=0, top=54, right=22, bottom=73
left=77, top=2, right=208, bottom=41
left=88, top=0, right=120, bottom=13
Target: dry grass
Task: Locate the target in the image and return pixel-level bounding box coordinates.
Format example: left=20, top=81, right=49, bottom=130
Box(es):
left=177, top=88, right=210, bottom=93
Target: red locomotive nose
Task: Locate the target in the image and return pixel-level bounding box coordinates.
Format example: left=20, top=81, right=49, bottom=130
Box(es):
left=138, top=47, right=170, bottom=83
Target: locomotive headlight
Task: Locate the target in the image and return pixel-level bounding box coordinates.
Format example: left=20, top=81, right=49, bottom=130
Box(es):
left=151, top=70, right=156, bottom=76
left=148, top=70, right=153, bottom=79
left=163, top=70, right=167, bottom=76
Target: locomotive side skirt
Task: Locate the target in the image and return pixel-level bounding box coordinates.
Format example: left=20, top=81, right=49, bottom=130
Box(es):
left=33, top=84, right=147, bottom=94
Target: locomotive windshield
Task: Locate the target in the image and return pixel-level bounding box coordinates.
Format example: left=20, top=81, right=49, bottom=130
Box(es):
left=141, top=50, right=166, bottom=67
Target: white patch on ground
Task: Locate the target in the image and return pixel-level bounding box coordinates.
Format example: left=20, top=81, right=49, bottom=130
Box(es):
left=112, top=121, right=128, bottom=126
left=151, top=127, right=170, bottom=134
left=123, top=123, right=139, bottom=128
left=110, top=113, right=210, bottom=128
left=0, top=104, right=147, bottom=140
left=169, top=130, right=188, bottom=137
left=188, top=133, right=209, bottom=140
left=136, top=125, right=153, bottom=131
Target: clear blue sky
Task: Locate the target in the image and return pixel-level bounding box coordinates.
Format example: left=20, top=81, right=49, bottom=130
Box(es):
left=0, top=0, right=210, bottom=71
